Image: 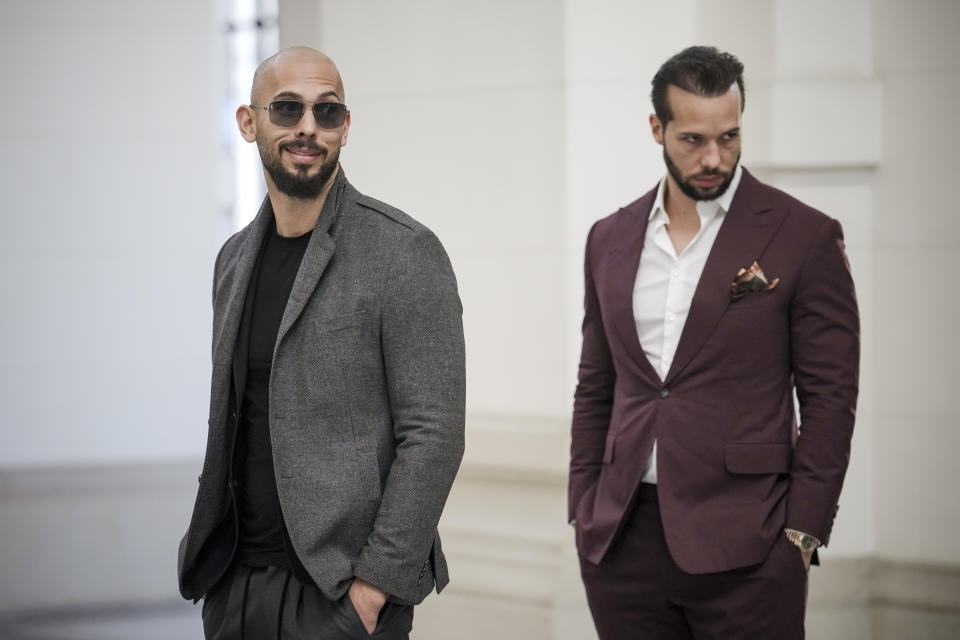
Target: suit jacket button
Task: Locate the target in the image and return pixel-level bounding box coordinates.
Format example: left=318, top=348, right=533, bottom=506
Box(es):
left=659, top=388, right=670, bottom=399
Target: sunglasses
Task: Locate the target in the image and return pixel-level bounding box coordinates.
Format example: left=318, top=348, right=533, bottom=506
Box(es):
left=250, top=100, right=350, bottom=129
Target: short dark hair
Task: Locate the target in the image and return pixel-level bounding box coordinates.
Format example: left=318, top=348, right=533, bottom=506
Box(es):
left=651, top=46, right=745, bottom=127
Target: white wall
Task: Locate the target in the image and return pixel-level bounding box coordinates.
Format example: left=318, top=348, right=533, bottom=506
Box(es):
left=0, top=0, right=227, bottom=613
left=0, top=0, right=223, bottom=466
left=871, top=0, right=960, bottom=565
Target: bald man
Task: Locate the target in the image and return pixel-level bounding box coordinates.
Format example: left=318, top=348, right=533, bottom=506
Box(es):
left=177, top=48, right=465, bottom=640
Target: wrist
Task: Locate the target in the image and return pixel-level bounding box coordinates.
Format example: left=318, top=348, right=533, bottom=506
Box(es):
left=352, top=577, right=387, bottom=605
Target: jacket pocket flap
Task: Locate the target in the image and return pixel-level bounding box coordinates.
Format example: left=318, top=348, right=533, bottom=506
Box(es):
left=725, top=442, right=792, bottom=474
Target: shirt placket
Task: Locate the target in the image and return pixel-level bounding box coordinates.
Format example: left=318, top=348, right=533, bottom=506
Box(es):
left=652, top=221, right=680, bottom=379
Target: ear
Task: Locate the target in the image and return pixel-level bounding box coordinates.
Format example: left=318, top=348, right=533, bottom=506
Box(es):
left=339, top=112, right=351, bottom=147
left=237, top=105, right=257, bottom=143
left=649, top=113, right=664, bottom=146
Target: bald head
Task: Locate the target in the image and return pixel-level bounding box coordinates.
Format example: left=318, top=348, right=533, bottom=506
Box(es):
left=250, top=46, right=345, bottom=105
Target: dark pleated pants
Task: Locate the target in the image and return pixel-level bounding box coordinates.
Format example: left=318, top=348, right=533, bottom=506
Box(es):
left=579, top=484, right=808, bottom=640
left=202, top=563, right=413, bottom=640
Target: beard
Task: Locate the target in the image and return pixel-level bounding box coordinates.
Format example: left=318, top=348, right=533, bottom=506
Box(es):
left=258, top=137, right=340, bottom=200
left=663, top=147, right=739, bottom=201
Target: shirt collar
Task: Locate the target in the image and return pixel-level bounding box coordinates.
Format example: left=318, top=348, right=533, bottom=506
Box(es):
left=649, top=164, right=744, bottom=223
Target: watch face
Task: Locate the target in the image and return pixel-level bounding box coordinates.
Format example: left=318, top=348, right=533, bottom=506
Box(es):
left=795, top=535, right=817, bottom=551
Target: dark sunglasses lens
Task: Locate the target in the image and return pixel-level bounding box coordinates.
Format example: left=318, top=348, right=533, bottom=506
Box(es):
left=268, top=101, right=305, bottom=127
left=313, top=103, right=347, bottom=128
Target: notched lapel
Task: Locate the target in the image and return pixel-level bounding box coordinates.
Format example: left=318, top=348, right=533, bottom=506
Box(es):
left=211, top=200, right=273, bottom=411
left=664, top=171, right=788, bottom=385
left=604, top=193, right=663, bottom=387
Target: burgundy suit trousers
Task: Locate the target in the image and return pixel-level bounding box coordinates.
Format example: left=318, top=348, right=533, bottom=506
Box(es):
left=579, top=484, right=808, bottom=640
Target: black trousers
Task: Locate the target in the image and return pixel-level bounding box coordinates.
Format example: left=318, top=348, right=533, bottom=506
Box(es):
left=202, top=563, right=414, bottom=640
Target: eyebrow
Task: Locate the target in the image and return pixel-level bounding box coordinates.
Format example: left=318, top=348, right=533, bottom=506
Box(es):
left=676, top=127, right=740, bottom=137
left=272, top=90, right=342, bottom=102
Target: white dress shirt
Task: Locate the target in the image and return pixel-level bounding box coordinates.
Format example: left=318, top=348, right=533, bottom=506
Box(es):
left=634, top=165, right=743, bottom=483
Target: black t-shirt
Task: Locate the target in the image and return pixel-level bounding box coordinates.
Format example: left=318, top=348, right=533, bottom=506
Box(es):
left=236, top=221, right=312, bottom=568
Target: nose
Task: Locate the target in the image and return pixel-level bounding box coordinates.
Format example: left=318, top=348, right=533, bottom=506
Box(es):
left=701, top=141, right=721, bottom=170
left=294, top=106, right=318, bottom=138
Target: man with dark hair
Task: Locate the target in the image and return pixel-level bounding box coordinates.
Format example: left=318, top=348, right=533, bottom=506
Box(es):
left=569, top=45, right=859, bottom=638
left=650, top=45, right=746, bottom=126
left=177, top=47, right=465, bottom=640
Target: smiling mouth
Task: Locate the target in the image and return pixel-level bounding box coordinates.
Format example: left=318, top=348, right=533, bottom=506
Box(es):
left=281, top=141, right=323, bottom=163
left=286, top=148, right=319, bottom=162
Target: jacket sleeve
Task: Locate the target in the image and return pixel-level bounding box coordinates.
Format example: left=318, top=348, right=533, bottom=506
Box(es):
left=352, top=228, right=466, bottom=601
left=569, top=222, right=616, bottom=522
left=786, top=217, right=860, bottom=545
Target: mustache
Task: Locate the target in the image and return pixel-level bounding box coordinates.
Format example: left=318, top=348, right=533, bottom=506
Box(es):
left=280, top=140, right=324, bottom=154
left=693, top=168, right=726, bottom=178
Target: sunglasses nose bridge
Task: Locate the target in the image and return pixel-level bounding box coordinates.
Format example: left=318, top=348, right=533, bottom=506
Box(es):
left=290, top=105, right=320, bottom=135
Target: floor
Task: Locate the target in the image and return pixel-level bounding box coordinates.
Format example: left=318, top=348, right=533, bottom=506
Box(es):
left=0, top=600, right=203, bottom=640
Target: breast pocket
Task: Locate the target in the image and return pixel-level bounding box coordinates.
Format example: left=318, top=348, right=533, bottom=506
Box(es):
left=310, top=309, right=371, bottom=335
left=301, top=308, right=377, bottom=367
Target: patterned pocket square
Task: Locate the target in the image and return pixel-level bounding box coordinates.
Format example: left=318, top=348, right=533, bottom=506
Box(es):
left=730, top=261, right=780, bottom=301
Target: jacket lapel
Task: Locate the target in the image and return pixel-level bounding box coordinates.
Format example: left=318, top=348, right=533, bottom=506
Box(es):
left=606, top=188, right=663, bottom=387
left=211, top=199, right=273, bottom=415
left=275, top=168, right=359, bottom=347
left=663, top=169, right=787, bottom=385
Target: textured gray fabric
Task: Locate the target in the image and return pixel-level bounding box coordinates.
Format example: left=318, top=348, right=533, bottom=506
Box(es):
left=179, top=168, right=465, bottom=605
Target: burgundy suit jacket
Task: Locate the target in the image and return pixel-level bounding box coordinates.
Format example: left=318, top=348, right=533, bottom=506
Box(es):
left=569, top=168, right=859, bottom=573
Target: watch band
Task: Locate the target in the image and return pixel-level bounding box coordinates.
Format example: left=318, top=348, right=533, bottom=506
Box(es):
left=784, top=528, right=820, bottom=552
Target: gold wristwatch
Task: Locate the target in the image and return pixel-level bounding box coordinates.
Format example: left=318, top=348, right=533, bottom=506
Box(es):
left=784, top=528, right=820, bottom=552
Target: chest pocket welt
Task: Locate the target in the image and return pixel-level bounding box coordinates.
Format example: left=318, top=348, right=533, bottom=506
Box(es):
left=310, top=309, right=371, bottom=335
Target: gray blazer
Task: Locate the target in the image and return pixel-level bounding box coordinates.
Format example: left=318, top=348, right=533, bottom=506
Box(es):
left=178, top=169, right=465, bottom=605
